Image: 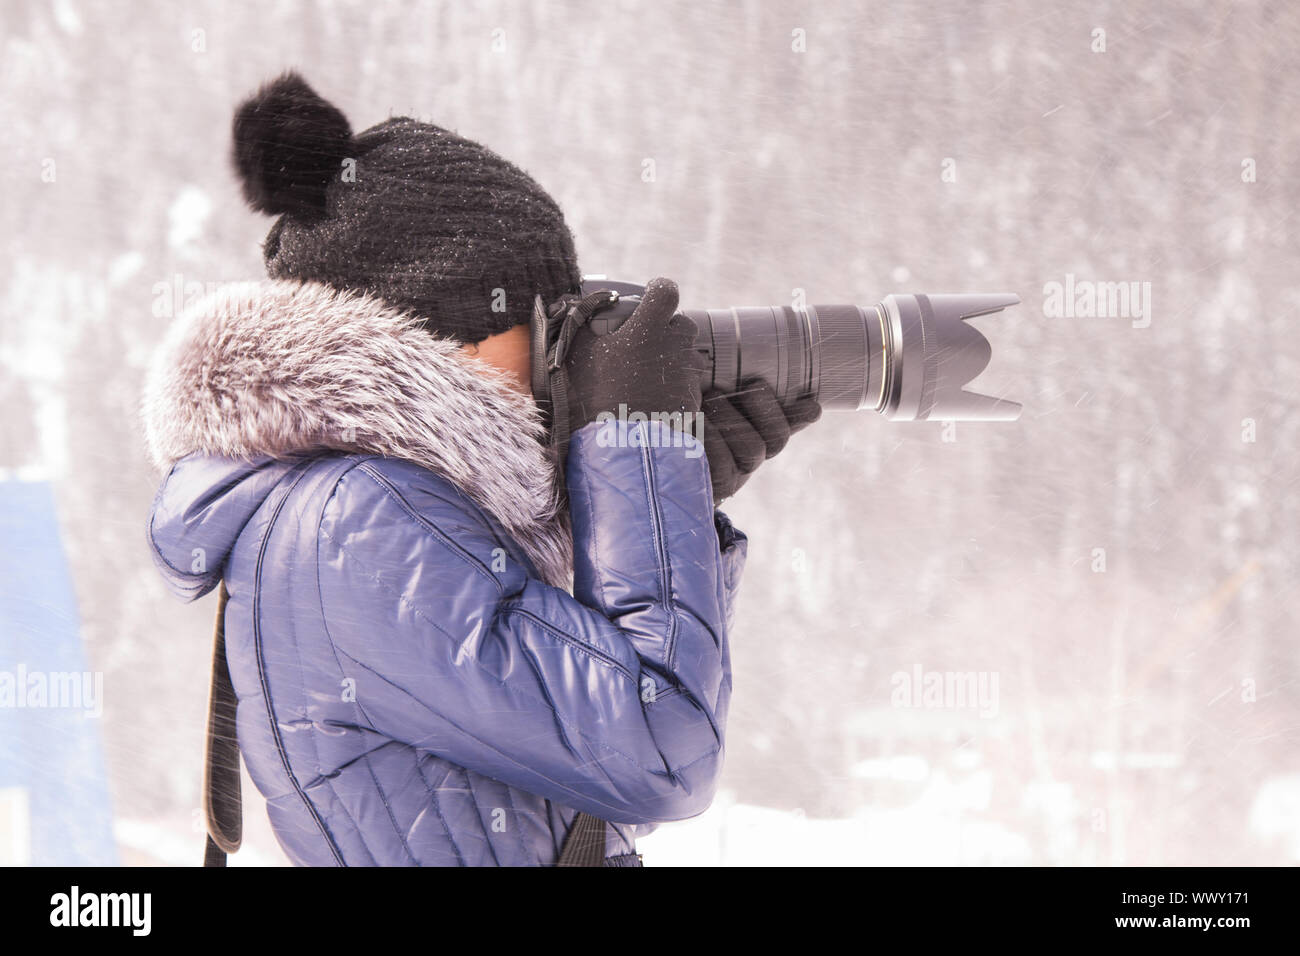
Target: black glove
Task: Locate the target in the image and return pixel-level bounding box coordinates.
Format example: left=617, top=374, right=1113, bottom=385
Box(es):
left=562, top=277, right=706, bottom=433
left=701, top=379, right=821, bottom=502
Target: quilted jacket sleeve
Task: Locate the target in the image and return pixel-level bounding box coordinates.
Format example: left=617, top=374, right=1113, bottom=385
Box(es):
left=318, top=417, right=746, bottom=825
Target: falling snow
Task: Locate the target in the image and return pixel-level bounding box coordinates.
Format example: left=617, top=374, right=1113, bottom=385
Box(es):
left=1, top=1, right=1297, bottom=866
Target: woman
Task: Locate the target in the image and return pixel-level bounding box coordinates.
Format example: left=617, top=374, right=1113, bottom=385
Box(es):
left=142, top=72, right=816, bottom=865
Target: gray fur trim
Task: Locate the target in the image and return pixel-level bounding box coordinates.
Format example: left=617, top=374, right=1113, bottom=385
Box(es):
left=141, top=278, right=572, bottom=589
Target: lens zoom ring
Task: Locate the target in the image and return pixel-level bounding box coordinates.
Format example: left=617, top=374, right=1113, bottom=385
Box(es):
left=810, top=304, right=870, bottom=410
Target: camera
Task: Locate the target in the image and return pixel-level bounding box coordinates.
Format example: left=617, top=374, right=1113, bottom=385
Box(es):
left=531, top=277, right=1022, bottom=430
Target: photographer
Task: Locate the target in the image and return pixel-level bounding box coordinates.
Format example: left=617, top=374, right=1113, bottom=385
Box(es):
left=142, top=72, right=817, bottom=866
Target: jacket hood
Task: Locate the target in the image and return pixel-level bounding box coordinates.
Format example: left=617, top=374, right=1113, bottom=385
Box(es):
left=146, top=453, right=299, bottom=598
left=142, top=278, right=572, bottom=593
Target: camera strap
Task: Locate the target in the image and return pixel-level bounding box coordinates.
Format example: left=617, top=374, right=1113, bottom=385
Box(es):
left=202, top=581, right=242, bottom=867
left=531, top=288, right=621, bottom=469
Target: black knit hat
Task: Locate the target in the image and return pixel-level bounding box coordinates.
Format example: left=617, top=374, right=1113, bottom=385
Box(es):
left=231, top=71, right=582, bottom=344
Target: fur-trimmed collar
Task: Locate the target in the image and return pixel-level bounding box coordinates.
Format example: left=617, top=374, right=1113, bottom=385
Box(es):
left=141, top=278, right=572, bottom=589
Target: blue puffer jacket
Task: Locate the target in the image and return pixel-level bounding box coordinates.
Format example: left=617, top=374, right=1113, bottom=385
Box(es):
left=142, top=280, right=745, bottom=866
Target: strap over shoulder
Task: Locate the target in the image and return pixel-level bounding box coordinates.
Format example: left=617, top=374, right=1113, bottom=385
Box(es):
left=203, top=582, right=242, bottom=866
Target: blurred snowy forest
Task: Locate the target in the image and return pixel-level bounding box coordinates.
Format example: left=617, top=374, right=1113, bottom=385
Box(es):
left=1, top=0, right=1297, bottom=865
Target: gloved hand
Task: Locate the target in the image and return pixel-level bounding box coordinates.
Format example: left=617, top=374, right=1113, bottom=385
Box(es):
left=562, top=277, right=707, bottom=433
left=701, top=380, right=821, bottom=502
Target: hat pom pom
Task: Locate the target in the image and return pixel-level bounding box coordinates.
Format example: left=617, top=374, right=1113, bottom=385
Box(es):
left=232, top=70, right=353, bottom=217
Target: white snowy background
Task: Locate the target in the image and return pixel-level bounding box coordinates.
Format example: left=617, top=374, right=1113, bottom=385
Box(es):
left=1, top=0, right=1297, bottom=865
